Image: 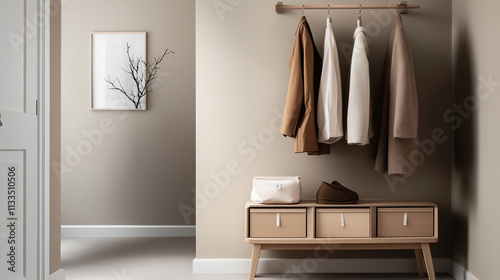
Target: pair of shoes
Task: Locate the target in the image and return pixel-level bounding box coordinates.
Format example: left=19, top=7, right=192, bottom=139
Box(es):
left=316, top=181, right=359, bottom=204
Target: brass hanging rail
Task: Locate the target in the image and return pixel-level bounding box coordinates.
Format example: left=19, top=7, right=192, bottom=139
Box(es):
left=276, top=1, right=420, bottom=14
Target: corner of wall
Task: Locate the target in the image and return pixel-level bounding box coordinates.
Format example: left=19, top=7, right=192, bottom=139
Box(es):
left=451, top=1, right=500, bottom=279
left=49, top=268, right=66, bottom=280
left=453, top=261, right=479, bottom=280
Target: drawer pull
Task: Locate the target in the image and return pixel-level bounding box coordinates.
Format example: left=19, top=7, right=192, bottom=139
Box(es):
left=276, top=213, right=280, bottom=227
left=403, top=212, right=408, bottom=226
left=340, top=213, right=345, bottom=227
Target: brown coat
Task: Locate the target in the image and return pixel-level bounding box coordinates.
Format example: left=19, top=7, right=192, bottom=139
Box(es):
left=281, top=16, right=328, bottom=155
left=375, top=16, right=419, bottom=176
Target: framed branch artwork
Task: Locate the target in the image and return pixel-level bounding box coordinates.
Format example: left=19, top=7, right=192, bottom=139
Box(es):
left=91, top=32, right=148, bottom=110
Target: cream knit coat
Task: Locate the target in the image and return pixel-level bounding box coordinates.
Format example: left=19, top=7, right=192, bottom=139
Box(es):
left=347, top=26, right=373, bottom=145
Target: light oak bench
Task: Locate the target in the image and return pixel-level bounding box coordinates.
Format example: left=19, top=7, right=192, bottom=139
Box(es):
left=245, top=199, right=438, bottom=280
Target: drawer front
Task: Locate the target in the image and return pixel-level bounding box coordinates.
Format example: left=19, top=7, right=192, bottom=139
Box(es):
left=316, top=208, right=370, bottom=238
left=377, top=207, right=434, bottom=237
left=249, top=208, right=306, bottom=238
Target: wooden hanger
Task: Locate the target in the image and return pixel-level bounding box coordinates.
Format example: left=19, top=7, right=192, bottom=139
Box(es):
left=358, top=4, right=362, bottom=27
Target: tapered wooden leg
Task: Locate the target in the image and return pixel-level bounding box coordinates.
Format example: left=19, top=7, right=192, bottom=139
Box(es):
left=421, top=243, right=436, bottom=280
left=249, top=244, right=262, bottom=280
left=414, top=249, right=425, bottom=278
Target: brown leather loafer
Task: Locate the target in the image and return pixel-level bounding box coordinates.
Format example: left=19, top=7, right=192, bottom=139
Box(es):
left=316, top=181, right=359, bottom=204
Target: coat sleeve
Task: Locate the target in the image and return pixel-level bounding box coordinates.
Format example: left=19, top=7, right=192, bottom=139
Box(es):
left=347, top=28, right=371, bottom=145
left=316, top=27, right=331, bottom=142
left=281, top=26, right=305, bottom=137
left=391, top=22, right=418, bottom=139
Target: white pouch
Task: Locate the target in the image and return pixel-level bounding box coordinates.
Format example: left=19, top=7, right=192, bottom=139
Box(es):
left=251, top=176, right=301, bottom=204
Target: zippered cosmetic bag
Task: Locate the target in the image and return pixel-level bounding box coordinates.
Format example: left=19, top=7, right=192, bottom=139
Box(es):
left=251, top=176, right=301, bottom=204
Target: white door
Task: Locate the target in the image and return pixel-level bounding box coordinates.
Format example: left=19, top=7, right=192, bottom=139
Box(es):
left=0, top=0, right=50, bottom=279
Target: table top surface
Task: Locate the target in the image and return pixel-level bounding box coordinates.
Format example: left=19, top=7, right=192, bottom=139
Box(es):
left=246, top=199, right=438, bottom=208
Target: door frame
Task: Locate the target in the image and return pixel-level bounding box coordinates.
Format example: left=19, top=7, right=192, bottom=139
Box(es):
left=40, top=0, right=51, bottom=278
left=4, top=0, right=56, bottom=278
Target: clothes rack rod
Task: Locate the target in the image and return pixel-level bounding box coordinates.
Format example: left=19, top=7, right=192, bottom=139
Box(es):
left=276, top=1, right=419, bottom=14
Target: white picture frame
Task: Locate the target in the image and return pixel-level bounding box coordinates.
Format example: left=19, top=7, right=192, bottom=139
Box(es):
left=91, top=32, right=147, bottom=110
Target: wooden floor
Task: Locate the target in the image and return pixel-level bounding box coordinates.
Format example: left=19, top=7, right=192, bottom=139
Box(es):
left=61, top=237, right=455, bottom=280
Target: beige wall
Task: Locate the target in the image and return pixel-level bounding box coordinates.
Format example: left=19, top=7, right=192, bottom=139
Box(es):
left=60, top=0, right=195, bottom=225
left=452, top=0, right=500, bottom=279
left=196, top=0, right=453, bottom=259
left=50, top=0, right=61, bottom=273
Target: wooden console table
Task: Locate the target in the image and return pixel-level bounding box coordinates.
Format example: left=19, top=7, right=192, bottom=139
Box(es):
left=245, top=199, right=438, bottom=280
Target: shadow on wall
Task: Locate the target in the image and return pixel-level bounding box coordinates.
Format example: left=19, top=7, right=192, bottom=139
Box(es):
left=452, top=24, right=476, bottom=271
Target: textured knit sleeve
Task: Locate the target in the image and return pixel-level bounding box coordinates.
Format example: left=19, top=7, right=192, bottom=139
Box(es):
left=347, top=27, right=372, bottom=145
left=391, top=18, right=418, bottom=139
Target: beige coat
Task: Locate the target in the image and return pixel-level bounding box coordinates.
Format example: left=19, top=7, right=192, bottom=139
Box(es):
left=375, top=16, right=419, bottom=176
left=281, top=16, right=328, bottom=155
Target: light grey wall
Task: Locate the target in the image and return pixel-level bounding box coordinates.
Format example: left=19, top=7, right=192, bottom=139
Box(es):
left=196, top=0, right=453, bottom=259
left=60, top=0, right=195, bottom=225
left=452, top=0, right=500, bottom=279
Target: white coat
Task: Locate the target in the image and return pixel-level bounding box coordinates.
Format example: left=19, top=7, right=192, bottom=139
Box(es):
left=317, top=17, right=343, bottom=144
left=347, top=26, right=374, bottom=145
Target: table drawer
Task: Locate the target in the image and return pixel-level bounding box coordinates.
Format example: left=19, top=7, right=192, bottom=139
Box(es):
left=316, top=208, right=370, bottom=238
left=377, top=207, right=434, bottom=237
left=249, top=208, right=306, bottom=238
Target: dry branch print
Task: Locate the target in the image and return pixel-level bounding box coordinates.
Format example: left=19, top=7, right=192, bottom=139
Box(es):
left=104, top=43, right=174, bottom=109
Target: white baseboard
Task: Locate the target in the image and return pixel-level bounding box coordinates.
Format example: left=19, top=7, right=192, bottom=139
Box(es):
left=61, top=225, right=195, bottom=238
left=193, top=258, right=452, bottom=274
left=452, top=261, right=479, bottom=280
left=49, top=268, right=66, bottom=280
